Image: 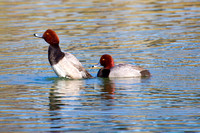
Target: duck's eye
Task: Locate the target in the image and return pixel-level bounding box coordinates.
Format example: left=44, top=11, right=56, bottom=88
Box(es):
left=46, top=33, right=50, bottom=35
left=102, top=58, right=105, bottom=61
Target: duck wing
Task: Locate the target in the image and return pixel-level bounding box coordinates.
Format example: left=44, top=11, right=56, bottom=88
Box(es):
left=109, top=64, right=150, bottom=77
left=64, top=53, right=93, bottom=79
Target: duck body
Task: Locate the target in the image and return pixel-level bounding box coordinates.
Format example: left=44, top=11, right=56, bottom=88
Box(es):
left=34, top=29, right=92, bottom=79
left=97, top=64, right=150, bottom=78
left=48, top=46, right=92, bottom=79
left=95, top=54, right=150, bottom=78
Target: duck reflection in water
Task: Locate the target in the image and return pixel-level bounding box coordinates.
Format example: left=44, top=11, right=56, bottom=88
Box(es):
left=49, top=79, right=84, bottom=109
left=98, top=77, right=149, bottom=100
left=99, top=78, right=116, bottom=100
left=48, top=79, right=84, bottom=130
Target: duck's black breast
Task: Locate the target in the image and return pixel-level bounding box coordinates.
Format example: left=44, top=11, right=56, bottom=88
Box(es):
left=48, top=46, right=65, bottom=66
left=97, top=68, right=110, bottom=78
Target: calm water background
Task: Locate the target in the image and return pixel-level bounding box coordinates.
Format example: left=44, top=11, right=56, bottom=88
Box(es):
left=0, top=0, right=200, bottom=132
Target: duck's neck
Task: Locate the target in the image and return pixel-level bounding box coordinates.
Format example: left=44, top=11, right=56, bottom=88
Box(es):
left=48, top=45, right=65, bottom=65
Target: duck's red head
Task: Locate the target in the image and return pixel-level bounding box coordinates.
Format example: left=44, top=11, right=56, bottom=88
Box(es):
left=42, top=29, right=59, bottom=46
left=100, top=54, right=115, bottom=69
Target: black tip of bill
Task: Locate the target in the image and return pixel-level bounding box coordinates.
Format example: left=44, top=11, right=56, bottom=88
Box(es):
left=33, top=33, right=42, bottom=38
left=92, top=62, right=101, bottom=68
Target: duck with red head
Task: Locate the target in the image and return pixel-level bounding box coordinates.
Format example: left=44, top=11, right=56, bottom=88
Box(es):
left=34, top=29, right=93, bottom=79
left=93, top=54, right=151, bottom=78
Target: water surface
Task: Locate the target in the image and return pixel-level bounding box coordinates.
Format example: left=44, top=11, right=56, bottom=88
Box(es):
left=0, top=0, right=200, bottom=132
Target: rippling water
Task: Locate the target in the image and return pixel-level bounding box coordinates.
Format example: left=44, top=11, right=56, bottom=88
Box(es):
left=0, top=0, right=200, bottom=132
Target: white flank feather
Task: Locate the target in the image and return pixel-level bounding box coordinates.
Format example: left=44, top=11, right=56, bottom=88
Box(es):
left=109, top=64, right=143, bottom=77
left=52, top=53, right=87, bottom=79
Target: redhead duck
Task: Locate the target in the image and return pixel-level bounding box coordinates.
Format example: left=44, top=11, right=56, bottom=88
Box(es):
left=34, top=29, right=92, bottom=79
left=93, top=54, right=150, bottom=78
